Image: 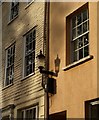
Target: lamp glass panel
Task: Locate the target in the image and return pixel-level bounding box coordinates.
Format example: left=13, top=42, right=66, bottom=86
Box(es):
left=54, top=56, right=60, bottom=73
left=39, top=58, right=45, bottom=67
left=37, top=55, right=45, bottom=68
left=55, top=66, right=59, bottom=73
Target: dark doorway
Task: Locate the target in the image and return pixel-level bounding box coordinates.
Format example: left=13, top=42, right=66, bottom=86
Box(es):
left=49, top=110, right=66, bottom=120
left=85, top=98, right=99, bottom=120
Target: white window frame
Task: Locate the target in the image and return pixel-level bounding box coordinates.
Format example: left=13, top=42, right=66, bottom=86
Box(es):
left=4, top=44, right=15, bottom=86
left=23, top=28, right=36, bottom=77
left=70, top=9, right=89, bottom=63
left=21, top=106, right=38, bottom=119
left=10, top=1, right=19, bottom=21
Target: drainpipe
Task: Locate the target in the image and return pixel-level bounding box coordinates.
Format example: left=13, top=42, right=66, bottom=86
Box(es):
left=43, top=1, right=50, bottom=120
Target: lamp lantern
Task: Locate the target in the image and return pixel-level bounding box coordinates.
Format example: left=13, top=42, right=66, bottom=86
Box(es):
left=37, top=50, right=60, bottom=77
left=36, top=50, right=45, bottom=72
left=55, top=55, right=60, bottom=74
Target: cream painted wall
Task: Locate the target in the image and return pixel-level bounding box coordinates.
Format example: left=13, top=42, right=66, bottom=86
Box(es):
left=49, top=2, right=98, bottom=118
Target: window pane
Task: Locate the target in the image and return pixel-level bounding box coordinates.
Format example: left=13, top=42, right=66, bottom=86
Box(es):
left=30, top=42, right=33, bottom=50
left=26, top=44, right=33, bottom=55
left=83, top=22, right=87, bottom=33
left=77, top=25, right=82, bottom=36
left=72, top=28, right=76, bottom=39
left=10, top=56, right=13, bottom=65
left=6, top=66, right=14, bottom=85
left=26, top=45, right=31, bottom=55
left=30, top=64, right=32, bottom=74
left=73, top=51, right=77, bottom=62
left=79, top=48, right=83, bottom=60
left=6, top=69, right=10, bottom=85
left=29, top=33, right=33, bottom=42
left=77, top=13, right=82, bottom=25
left=11, top=47, right=13, bottom=54
left=29, top=54, right=32, bottom=64
left=84, top=34, right=89, bottom=45
left=28, top=43, right=31, bottom=51
left=26, top=110, right=29, bottom=118
left=11, top=11, right=13, bottom=19
left=25, top=54, right=32, bottom=66
left=74, top=40, right=78, bottom=50
left=26, top=66, right=30, bottom=76
left=84, top=46, right=89, bottom=57
left=30, top=109, right=33, bottom=118
left=78, top=37, right=83, bottom=48
left=33, top=41, right=35, bottom=50
left=8, top=49, right=11, bottom=56
left=83, top=10, right=88, bottom=22
left=72, top=16, right=76, bottom=28
left=13, top=45, right=15, bottom=54
left=26, top=35, right=29, bottom=45
left=22, top=111, right=24, bottom=120
left=11, top=65, right=14, bottom=76
left=25, top=54, right=34, bottom=76
left=32, top=63, right=35, bottom=73
left=13, top=7, right=18, bottom=17
left=33, top=108, right=36, bottom=119
left=7, top=58, right=10, bottom=67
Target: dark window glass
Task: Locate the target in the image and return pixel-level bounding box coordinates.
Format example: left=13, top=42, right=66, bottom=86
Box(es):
left=24, top=29, right=36, bottom=76
left=71, top=9, right=89, bottom=63
left=21, top=106, right=37, bottom=119
left=10, top=2, right=19, bottom=20
left=5, top=44, right=15, bottom=86
left=77, top=13, right=82, bottom=25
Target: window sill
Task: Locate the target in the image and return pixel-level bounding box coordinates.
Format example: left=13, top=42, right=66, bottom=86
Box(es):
left=7, top=15, right=18, bottom=25
left=2, top=83, right=13, bottom=90
left=63, top=55, right=93, bottom=71
left=21, top=72, right=35, bottom=81
left=25, top=0, right=35, bottom=9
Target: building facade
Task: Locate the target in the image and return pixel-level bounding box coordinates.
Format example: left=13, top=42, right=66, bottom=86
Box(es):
left=2, top=1, right=99, bottom=120
left=49, top=2, right=99, bottom=119
left=2, top=1, right=47, bottom=119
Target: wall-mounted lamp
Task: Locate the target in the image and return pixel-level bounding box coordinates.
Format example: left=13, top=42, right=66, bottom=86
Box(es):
left=36, top=50, right=60, bottom=77
left=36, top=50, right=60, bottom=120
left=36, top=50, right=60, bottom=94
